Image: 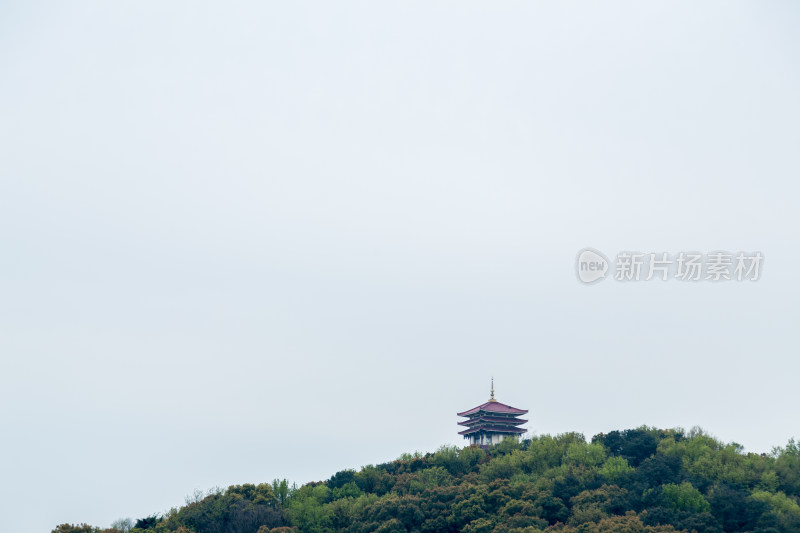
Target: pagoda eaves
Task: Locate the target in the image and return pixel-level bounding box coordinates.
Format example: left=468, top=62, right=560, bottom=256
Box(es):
left=457, top=379, right=528, bottom=447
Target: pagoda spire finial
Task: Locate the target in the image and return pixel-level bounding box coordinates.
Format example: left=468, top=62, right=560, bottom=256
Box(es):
left=489, top=377, right=497, bottom=402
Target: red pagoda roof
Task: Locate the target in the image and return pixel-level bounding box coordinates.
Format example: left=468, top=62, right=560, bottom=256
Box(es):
left=458, top=425, right=527, bottom=436
left=458, top=415, right=528, bottom=427
left=457, top=401, right=528, bottom=417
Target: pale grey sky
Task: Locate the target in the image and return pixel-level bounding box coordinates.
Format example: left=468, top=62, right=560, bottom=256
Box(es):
left=1, top=2, right=799, bottom=532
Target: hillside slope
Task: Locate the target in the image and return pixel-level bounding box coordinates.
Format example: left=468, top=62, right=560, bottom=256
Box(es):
left=54, top=427, right=800, bottom=533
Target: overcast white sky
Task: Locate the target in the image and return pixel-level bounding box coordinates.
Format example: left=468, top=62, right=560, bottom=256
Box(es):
left=1, top=1, right=799, bottom=532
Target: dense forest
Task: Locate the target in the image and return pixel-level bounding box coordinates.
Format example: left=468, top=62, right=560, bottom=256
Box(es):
left=54, top=427, right=800, bottom=533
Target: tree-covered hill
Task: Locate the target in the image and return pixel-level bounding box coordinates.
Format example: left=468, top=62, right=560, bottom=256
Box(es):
left=53, top=427, right=800, bottom=533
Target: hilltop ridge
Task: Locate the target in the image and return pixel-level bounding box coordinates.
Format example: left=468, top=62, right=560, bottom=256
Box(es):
left=54, top=427, right=800, bottom=533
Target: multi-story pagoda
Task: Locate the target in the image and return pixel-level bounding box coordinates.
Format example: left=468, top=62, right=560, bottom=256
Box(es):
left=458, top=379, right=528, bottom=446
